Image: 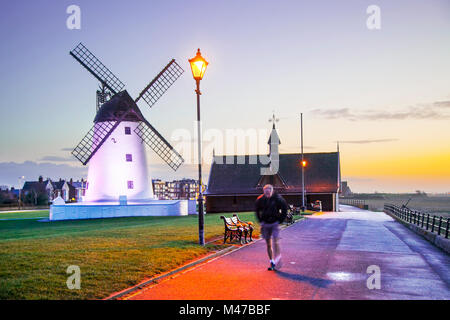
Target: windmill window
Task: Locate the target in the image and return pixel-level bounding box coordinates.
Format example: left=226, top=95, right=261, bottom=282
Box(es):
left=126, top=154, right=133, bottom=162
left=127, top=181, right=134, bottom=189
left=124, top=127, right=131, bottom=135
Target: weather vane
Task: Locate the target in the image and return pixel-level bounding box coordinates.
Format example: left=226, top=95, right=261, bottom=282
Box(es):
left=268, top=112, right=279, bottom=128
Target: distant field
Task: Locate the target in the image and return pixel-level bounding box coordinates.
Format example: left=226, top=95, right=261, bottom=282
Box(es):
left=341, top=195, right=450, bottom=218
left=0, top=210, right=278, bottom=300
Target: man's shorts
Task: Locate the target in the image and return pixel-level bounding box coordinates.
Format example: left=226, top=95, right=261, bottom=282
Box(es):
left=260, top=222, right=280, bottom=240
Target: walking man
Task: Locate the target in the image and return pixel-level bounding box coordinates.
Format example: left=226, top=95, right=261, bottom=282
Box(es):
left=255, top=184, right=288, bottom=270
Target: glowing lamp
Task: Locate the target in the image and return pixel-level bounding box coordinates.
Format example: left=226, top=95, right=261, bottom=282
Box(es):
left=302, top=160, right=307, bottom=167
left=189, top=49, right=208, bottom=81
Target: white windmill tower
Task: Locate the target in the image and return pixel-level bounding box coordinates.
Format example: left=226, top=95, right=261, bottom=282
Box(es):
left=69, top=43, right=185, bottom=202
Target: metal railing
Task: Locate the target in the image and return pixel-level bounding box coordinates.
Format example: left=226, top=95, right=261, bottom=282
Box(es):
left=340, top=199, right=367, bottom=209
left=384, top=203, right=449, bottom=239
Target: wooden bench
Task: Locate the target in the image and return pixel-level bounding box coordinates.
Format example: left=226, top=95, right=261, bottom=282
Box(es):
left=311, top=200, right=322, bottom=212
left=284, top=208, right=294, bottom=225
left=232, top=214, right=254, bottom=242
left=220, top=216, right=246, bottom=244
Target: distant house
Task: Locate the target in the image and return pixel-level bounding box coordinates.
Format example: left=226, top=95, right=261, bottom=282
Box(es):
left=22, top=176, right=54, bottom=204
left=69, top=179, right=87, bottom=202
left=52, top=179, right=70, bottom=202
left=205, top=125, right=341, bottom=212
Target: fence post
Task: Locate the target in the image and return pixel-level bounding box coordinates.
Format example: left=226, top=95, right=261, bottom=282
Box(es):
left=421, top=213, right=424, bottom=228
left=431, top=216, right=435, bottom=233
left=437, top=217, right=442, bottom=236
left=426, top=214, right=430, bottom=230
left=446, top=218, right=449, bottom=239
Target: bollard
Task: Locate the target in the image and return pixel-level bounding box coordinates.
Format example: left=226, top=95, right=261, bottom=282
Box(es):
left=437, top=217, right=442, bottom=236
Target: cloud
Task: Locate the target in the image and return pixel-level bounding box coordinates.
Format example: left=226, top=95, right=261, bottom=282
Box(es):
left=61, top=147, right=74, bottom=152
left=0, top=161, right=87, bottom=188
left=432, top=100, right=450, bottom=108
left=338, top=139, right=398, bottom=144
left=39, top=156, right=76, bottom=162
left=310, top=100, right=450, bottom=121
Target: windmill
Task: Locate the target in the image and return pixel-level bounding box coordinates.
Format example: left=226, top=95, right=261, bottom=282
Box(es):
left=69, top=43, right=185, bottom=202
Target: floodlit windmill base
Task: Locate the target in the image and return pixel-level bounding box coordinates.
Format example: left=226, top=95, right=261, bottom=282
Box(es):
left=49, top=199, right=196, bottom=221
left=49, top=120, right=196, bottom=221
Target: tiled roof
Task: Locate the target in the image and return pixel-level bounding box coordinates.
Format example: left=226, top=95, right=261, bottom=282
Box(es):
left=205, top=152, right=339, bottom=195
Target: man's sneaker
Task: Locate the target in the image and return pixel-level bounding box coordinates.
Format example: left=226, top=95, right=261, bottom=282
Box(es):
left=274, top=255, right=282, bottom=269
left=268, top=261, right=276, bottom=271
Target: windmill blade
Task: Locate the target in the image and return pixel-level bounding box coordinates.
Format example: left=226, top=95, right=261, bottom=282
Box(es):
left=134, top=120, right=184, bottom=171
left=70, top=43, right=125, bottom=95
left=72, top=120, right=123, bottom=165
left=135, top=59, right=184, bottom=108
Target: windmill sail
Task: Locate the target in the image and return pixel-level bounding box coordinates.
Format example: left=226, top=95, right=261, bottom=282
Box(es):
left=70, top=43, right=125, bottom=95
left=72, top=120, right=122, bottom=165
left=135, top=59, right=184, bottom=108
left=134, top=120, right=184, bottom=171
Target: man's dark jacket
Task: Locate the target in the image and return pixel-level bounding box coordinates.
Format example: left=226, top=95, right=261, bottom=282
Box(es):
left=255, top=192, right=288, bottom=224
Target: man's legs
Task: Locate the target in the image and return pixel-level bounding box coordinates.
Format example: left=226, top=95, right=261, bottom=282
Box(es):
left=273, top=237, right=282, bottom=267
left=265, top=238, right=273, bottom=261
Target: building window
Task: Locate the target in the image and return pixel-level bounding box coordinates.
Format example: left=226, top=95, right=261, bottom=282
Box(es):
left=126, top=154, right=132, bottom=162
left=125, top=127, right=131, bottom=135
left=127, top=181, right=134, bottom=189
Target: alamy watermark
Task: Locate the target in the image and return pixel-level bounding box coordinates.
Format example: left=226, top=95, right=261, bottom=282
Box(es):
left=366, top=265, right=381, bottom=289
left=66, top=265, right=81, bottom=290
left=171, top=122, right=280, bottom=174
left=366, top=5, right=381, bottom=30
left=66, top=5, right=81, bottom=30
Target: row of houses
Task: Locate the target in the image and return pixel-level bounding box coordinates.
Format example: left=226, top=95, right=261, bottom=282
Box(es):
left=21, top=176, right=87, bottom=203
left=19, top=176, right=201, bottom=203
left=152, top=178, right=200, bottom=200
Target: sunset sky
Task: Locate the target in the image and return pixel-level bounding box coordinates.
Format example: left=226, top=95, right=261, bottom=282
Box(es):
left=0, top=0, right=449, bottom=193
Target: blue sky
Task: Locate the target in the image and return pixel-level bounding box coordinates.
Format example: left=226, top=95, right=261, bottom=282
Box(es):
left=0, top=0, right=449, bottom=192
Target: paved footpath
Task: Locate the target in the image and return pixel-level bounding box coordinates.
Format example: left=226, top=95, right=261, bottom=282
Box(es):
left=127, top=205, right=450, bottom=300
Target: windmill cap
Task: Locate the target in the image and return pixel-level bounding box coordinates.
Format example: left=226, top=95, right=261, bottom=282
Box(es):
left=94, top=91, right=145, bottom=123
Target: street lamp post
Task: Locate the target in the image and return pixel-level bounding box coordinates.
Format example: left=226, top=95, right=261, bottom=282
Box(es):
left=189, top=48, right=209, bottom=246
left=18, top=176, right=24, bottom=210
left=301, top=114, right=305, bottom=212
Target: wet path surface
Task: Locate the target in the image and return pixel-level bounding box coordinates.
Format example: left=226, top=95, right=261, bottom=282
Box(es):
left=128, top=206, right=450, bottom=300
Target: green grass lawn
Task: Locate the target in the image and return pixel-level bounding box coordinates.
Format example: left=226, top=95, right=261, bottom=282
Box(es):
left=0, top=211, right=266, bottom=300
left=0, top=210, right=49, bottom=220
